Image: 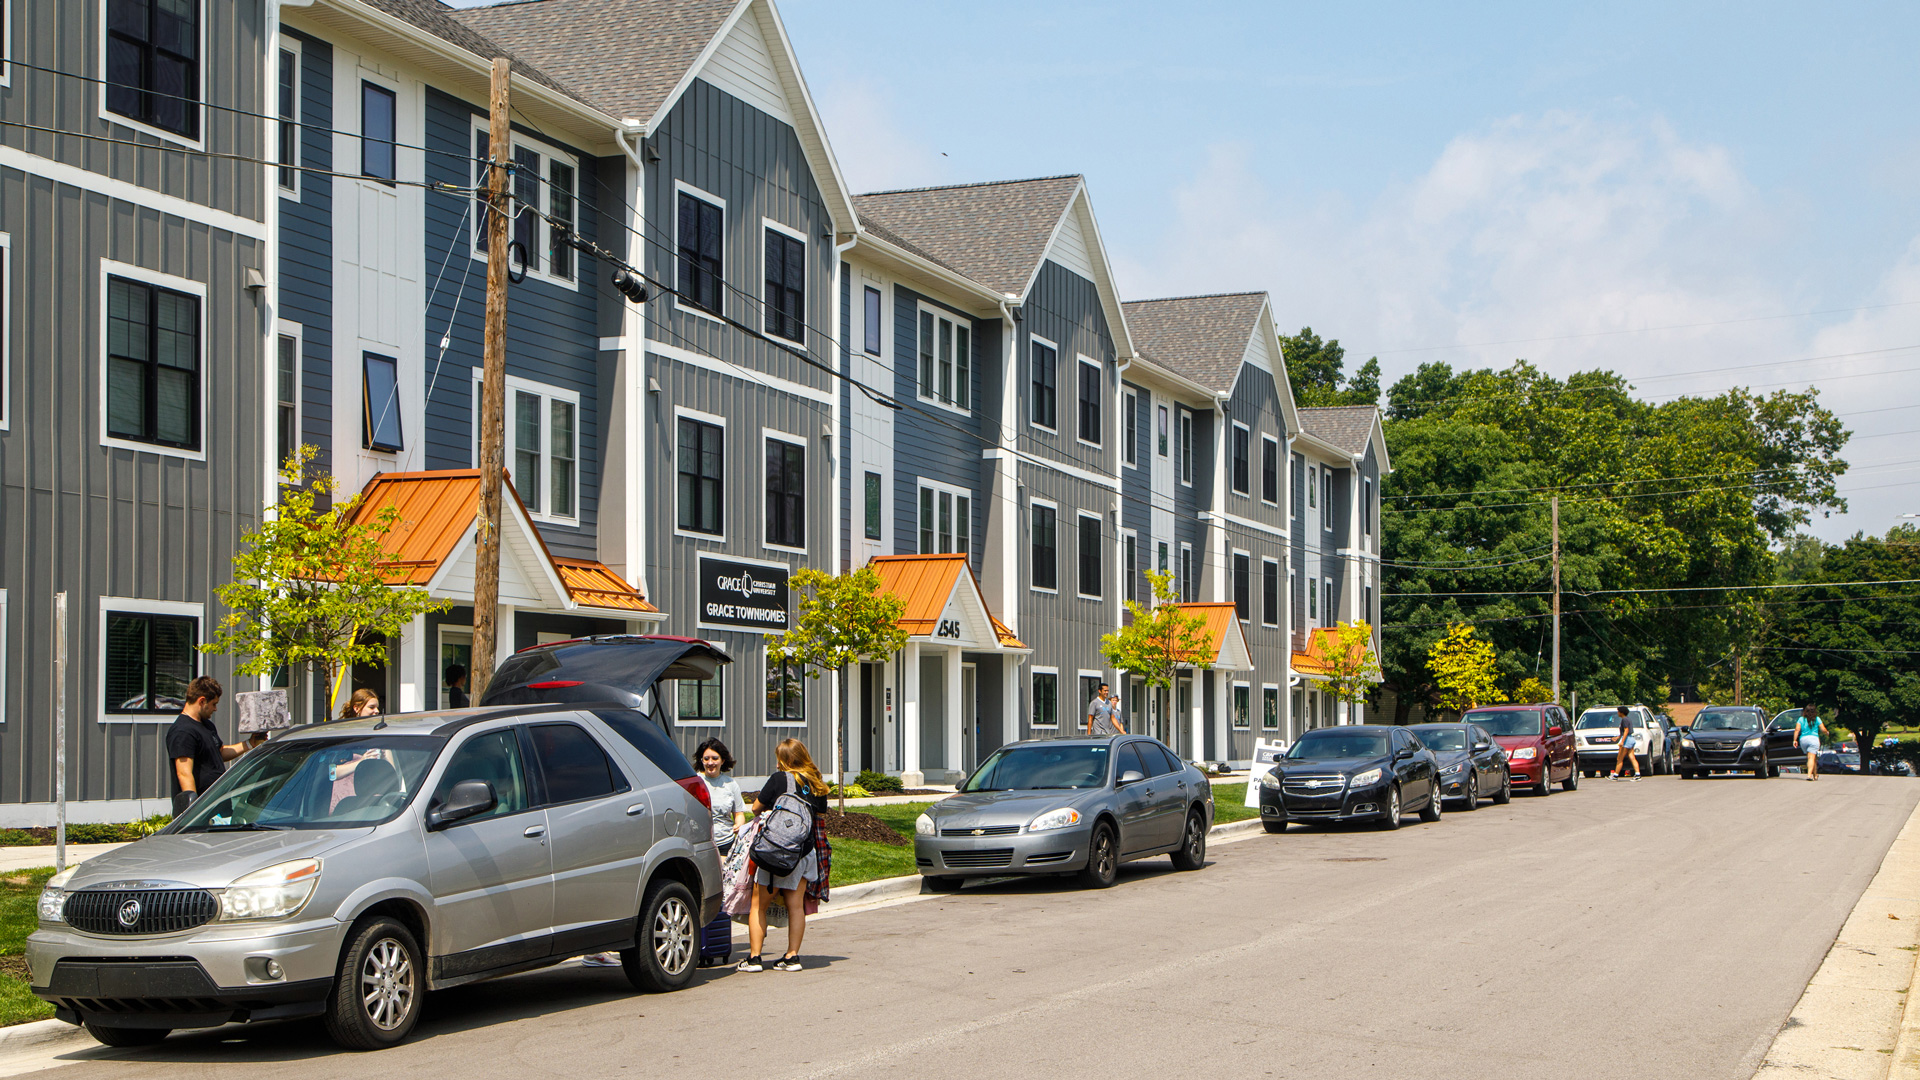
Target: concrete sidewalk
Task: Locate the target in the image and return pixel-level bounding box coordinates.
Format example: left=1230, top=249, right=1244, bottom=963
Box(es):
left=0, top=844, right=127, bottom=875
left=1755, top=795, right=1920, bottom=1079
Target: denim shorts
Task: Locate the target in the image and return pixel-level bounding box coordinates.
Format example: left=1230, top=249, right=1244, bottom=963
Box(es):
left=1800, top=736, right=1820, bottom=753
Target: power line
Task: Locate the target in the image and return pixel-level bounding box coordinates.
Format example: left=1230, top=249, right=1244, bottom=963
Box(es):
left=1386, top=577, right=1920, bottom=598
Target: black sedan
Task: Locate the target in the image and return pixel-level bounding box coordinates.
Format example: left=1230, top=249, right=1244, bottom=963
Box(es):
left=1258, top=725, right=1443, bottom=833
left=1817, top=750, right=1861, bottom=775
left=1410, top=722, right=1512, bottom=809
left=1677, top=706, right=1797, bottom=777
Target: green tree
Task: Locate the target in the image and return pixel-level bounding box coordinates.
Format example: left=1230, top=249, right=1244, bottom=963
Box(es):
left=1513, top=676, right=1552, bottom=705
left=203, top=447, right=448, bottom=713
left=1769, top=526, right=1920, bottom=749
left=769, top=565, right=910, bottom=808
left=1279, top=327, right=1382, bottom=407
left=1427, top=623, right=1504, bottom=714
left=1100, top=569, right=1215, bottom=694
left=1321, top=621, right=1383, bottom=714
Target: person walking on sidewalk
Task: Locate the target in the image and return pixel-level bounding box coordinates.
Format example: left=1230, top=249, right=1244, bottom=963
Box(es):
left=1087, top=683, right=1125, bottom=737
left=1610, top=705, right=1642, bottom=781
left=738, top=738, right=832, bottom=973
left=167, top=677, right=261, bottom=815
left=1798, top=705, right=1829, bottom=781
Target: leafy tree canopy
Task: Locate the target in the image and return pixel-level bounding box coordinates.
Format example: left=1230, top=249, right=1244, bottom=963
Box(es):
left=1280, top=327, right=1381, bottom=408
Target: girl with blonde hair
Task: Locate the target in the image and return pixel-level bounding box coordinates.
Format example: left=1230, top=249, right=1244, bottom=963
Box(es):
left=739, top=738, right=833, bottom=972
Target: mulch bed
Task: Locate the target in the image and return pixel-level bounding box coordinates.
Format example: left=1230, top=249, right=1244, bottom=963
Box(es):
left=849, top=788, right=947, bottom=798
left=0, top=956, right=29, bottom=982
left=819, top=810, right=910, bottom=847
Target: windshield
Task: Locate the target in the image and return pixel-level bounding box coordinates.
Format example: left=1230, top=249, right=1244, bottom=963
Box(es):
left=1693, top=709, right=1759, bottom=732
left=1287, top=732, right=1389, bottom=759
left=964, top=745, right=1110, bottom=791
left=1414, top=728, right=1467, bottom=751
left=172, top=736, right=444, bottom=832
left=1578, top=710, right=1638, bottom=730
left=1466, top=709, right=1543, bottom=737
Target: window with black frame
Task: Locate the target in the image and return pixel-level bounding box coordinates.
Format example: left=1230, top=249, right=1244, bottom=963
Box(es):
left=1078, top=360, right=1101, bottom=444
left=1262, top=437, right=1279, bottom=504
left=767, top=661, right=805, bottom=725
left=863, top=287, right=882, bottom=356
left=1232, top=424, right=1250, bottom=494
left=677, top=418, right=723, bottom=535
left=1233, top=553, right=1250, bottom=621
left=864, top=471, right=882, bottom=540
left=277, top=46, right=298, bottom=191
left=105, top=0, right=200, bottom=138
left=1032, top=505, right=1057, bottom=590
left=677, top=192, right=723, bottom=314
left=679, top=672, right=723, bottom=725
left=764, top=228, right=805, bottom=342
left=1030, top=672, right=1058, bottom=728
left=361, top=81, right=395, bottom=182
left=765, top=438, right=805, bottom=548
left=106, top=276, right=200, bottom=450
left=1030, top=340, right=1057, bottom=429
left=1078, top=514, right=1103, bottom=598
left=104, top=610, right=196, bottom=715
left=362, top=352, right=402, bottom=452
left=1262, top=559, right=1279, bottom=627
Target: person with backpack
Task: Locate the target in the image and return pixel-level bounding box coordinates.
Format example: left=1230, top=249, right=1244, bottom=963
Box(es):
left=739, top=738, right=832, bottom=973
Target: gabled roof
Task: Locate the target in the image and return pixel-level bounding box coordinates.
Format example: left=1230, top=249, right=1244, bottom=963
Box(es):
left=853, top=176, right=1084, bottom=298
left=866, top=553, right=1026, bottom=651
left=1297, top=405, right=1390, bottom=471
left=1172, top=603, right=1253, bottom=672
left=1293, top=626, right=1375, bottom=679
left=1122, top=293, right=1269, bottom=395
left=360, top=0, right=598, bottom=105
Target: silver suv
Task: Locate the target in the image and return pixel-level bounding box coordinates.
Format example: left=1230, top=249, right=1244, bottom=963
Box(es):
left=26, top=701, right=722, bottom=1050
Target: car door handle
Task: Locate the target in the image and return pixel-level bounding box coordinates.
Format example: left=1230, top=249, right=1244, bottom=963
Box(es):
left=626, top=803, right=647, bottom=817
left=523, top=825, right=547, bottom=838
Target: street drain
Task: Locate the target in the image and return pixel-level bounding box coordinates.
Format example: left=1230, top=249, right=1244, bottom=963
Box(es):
left=1323, top=857, right=1386, bottom=862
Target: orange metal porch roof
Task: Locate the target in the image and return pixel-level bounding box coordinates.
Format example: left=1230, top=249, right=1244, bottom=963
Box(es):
left=555, top=557, right=657, bottom=613
left=1292, top=627, right=1348, bottom=677
left=1173, top=603, right=1240, bottom=664
left=866, top=553, right=1025, bottom=649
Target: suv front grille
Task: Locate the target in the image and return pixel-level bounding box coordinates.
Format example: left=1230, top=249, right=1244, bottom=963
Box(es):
left=64, top=889, right=219, bottom=936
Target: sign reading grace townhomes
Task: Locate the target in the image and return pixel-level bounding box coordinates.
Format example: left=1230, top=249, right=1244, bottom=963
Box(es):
left=697, top=555, right=791, bottom=633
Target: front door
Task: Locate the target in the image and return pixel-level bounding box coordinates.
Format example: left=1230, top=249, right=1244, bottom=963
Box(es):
left=424, top=726, right=554, bottom=975
left=858, top=663, right=880, bottom=774
left=919, top=655, right=947, bottom=775
left=438, top=627, right=473, bottom=709
left=1175, top=680, right=1192, bottom=763
left=961, top=664, right=978, bottom=773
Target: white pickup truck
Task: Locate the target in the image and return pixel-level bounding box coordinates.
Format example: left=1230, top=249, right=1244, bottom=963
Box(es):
left=1574, top=705, right=1670, bottom=776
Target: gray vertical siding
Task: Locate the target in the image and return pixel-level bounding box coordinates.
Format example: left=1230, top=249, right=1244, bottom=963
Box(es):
left=889, top=284, right=989, bottom=565
left=282, top=30, right=333, bottom=471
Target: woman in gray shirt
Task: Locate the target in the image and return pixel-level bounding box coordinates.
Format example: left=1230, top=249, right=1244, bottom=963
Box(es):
left=695, top=737, right=748, bottom=851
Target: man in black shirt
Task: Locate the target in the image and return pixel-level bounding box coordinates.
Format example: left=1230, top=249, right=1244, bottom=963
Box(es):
left=444, top=664, right=469, bottom=709
left=167, top=677, right=259, bottom=815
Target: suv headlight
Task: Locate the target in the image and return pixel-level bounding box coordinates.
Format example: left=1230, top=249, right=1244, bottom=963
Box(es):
left=36, top=866, right=77, bottom=923
left=1509, top=746, right=1539, bottom=761
left=1743, top=737, right=1762, bottom=749
left=1349, top=768, right=1382, bottom=787
left=1028, top=807, right=1082, bottom=832
left=1259, top=770, right=1283, bottom=790
left=219, top=859, right=321, bottom=921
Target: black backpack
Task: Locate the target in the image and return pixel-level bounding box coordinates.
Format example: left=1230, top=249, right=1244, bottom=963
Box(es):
left=750, top=773, right=816, bottom=877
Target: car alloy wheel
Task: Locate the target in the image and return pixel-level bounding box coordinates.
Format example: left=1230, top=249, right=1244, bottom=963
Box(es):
left=361, top=937, right=416, bottom=1031
left=1171, top=810, right=1207, bottom=871
left=651, top=893, right=695, bottom=978
left=1563, top=764, right=1579, bottom=792
left=324, top=916, right=423, bottom=1050
left=1535, top=767, right=1552, bottom=797
left=623, top=878, right=699, bottom=993
left=1082, top=822, right=1119, bottom=888
left=1493, top=769, right=1511, bottom=804
left=1461, top=772, right=1479, bottom=811
left=1378, top=786, right=1402, bottom=830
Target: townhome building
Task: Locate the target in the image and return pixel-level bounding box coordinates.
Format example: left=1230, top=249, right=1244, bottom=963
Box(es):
left=1121, top=293, right=1297, bottom=765
left=0, top=0, right=273, bottom=821
left=1290, top=405, right=1389, bottom=731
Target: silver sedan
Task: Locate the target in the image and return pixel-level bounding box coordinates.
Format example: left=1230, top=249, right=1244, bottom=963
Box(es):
left=913, top=736, right=1214, bottom=889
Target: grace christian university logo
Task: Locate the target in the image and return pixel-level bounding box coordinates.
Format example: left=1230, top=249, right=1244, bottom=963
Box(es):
left=697, top=555, right=792, bottom=633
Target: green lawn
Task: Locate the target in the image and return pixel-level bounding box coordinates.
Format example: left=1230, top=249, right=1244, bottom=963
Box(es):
left=827, top=801, right=935, bottom=888
left=1, top=868, right=55, bottom=1026
left=1210, top=783, right=1259, bottom=823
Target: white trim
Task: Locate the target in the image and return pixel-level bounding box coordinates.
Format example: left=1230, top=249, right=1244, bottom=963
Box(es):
left=672, top=180, right=727, bottom=323
left=0, top=146, right=266, bottom=239
left=1261, top=556, right=1281, bottom=628
left=470, top=371, right=582, bottom=525
left=598, top=336, right=625, bottom=352
left=761, top=216, right=807, bottom=345
left=435, top=623, right=474, bottom=711
left=1156, top=402, right=1169, bottom=458
left=96, top=0, right=208, bottom=151
left=674, top=666, right=726, bottom=728
left=1075, top=354, right=1104, bottom=450
left=1029, top=666, right=1061, bottom=728
left=1075, top=511, right=1105, bottom=601
left=1261, top=682, right=1282, bottom=731
left=1229, top=420, right=1252, bottom=497
left=467, top=118, right=582, bottom=291
left=0, top=0, right=10, bottom=89
left=0, top=231, right=9, bottom=431
left=646, top=338, right=835, bottom=405
left=1122, top=388, right=1139, bottom=469
left=276, top=36, right=302, bottom=199
left=913, top=301, right=974, bottom=416
left=983, top=447, right=1120, bottom=492
left=274, top=318, right=303, bottom=467
left=914, top=477, right=974, bottom=556
left=97, top=259, right=209, bottom=462
left=672, top=406, right=729, bottom=543
left=762, top=215, right=807, bottom=244
left=1231, top=680, right=1253, bottom=730
left=761, top=426, right=809, bottom=555
left=762, top=651, right=808, bottom=728
left=1029, top=497, right=1059, bottom=595
left=96, top=596, right=203, bottom=725
left=1075, top=668, right=1106, bottom=736
left=1199, top=510, right=1287, bottom=540
left=1260, top=433, right=1281, bottom=506
left=1027, top=333, right=1060, bottom=434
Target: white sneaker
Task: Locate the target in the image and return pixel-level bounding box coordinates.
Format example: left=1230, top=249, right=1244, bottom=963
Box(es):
left=580, top=952, right=621, bottom=968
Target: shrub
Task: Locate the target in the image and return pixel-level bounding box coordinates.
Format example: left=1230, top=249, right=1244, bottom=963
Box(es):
left=856, top=769, right=903, bottom=793
left=829, top=784, right=872, bottom=800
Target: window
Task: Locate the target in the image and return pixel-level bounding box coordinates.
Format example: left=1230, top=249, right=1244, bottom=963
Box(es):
left=105, top=0, right=200, bottom=139
left=766, top=659, right=805, bottom=725
left=1077, top=358, right=1102, bottom=445
left=0, top=235, right=7, bottom=430
left=764, top=226, right=805, bottom=342
left=106, top=274, right=200, bottom=451
left=765, top=436, right=806, bottom=550
left=678, top=672, right=723, bottom=725
left=1231, top=422, right=1250, bottom=495
left=434, top=729, right=529, bottom=822
left=277, top=44, right=299, bottom=192
left=1031, top=503, right=1057, bottom=591
left=1030, top=671, right=1058, bottom=728
left=1179, top=543, right=1194, bottom=603
left=361, top=352, right=402, bottom=453
left=1078, top=513, right=1103, bottom=599
left=1158, top=541, right=1169, bottom=574
left=1081, top=674, right=1102, bottom=726
left=1030, top=339, right=1057, bottom=429
left=528, top=723, right=623, bottom=804
left=917, top=308, right=971, bottom=410
left=1325, top=577, right=1334, bottom=625
left=1322, top=469, right=1332, bottom=525
left=676, top=189, right=724, bottom=315
left=864, top=471, right=882, bottom=540
left=1308, top=465, right=1318, bottom=509
left=1309, top=575, right=1318, bottom=622
left=360, top=81, right=395, bottom=182
left=1157, top=404, right=1168, bottom=457
left=1262, top=558, right=1279, bottom=627
left=275, top=328, right=299, bottom=466
left=1232, top=552, right=1250, bottom=622
left=1123, top=390, right=1138, bottom=466
left=1263, top=687, right=1280, bottom=730
left=918, top=482, right=971, bottom=556
left=472, top=129, right=577, bottom=286
left=676, top=416, right=724, bottom=535
left=104, top=608, right=197, bottom=716
left=1178, top=407, right=1194, bottom=484
left=1233, top=684, right=1251, bottom=729
left=1123, top=531, right=1138, bottom=605
left=1363, top=477, right=1374, bottom=538
left=863, top=286, right=882, bottom=356
left=1261, top=436, right=1280, bottom=504
left=474, top=375, right=577, bottom=519
left=0, top=591, right=6, bottom=721
left=1364, top=584, right=1373, bottom=623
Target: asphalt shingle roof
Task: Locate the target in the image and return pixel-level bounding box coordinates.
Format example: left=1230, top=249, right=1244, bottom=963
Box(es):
left=455, top=0, right=738, bottom=122
left=363, top=0, right=597, bottom=107
left=1120, top=292, right=1269, bottom=394
left=852, top=175, right=1083, bottom=297
left=1297, top=405, right=1379, bottom=455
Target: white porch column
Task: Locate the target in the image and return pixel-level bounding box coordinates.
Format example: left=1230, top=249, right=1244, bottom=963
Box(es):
left=1003, top=655, right=1021, bottom=749
left=494, top=606, right=516, bottom=665
left=399, top=613, right=426, bottom=712
left=901, top=642, right=923, bottom=787
left=945, top=646, right=963, bottom=777
left=1189, top=676, right=1205, bottom=762
left=1215, top=670, right=1231, bottom=761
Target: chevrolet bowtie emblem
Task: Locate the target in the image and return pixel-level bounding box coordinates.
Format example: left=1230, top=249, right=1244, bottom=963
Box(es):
left=971, top=828, right=985, bottom=835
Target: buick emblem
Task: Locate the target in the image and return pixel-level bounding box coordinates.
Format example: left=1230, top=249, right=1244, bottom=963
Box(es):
left=116, top=899, right=142, bottom=928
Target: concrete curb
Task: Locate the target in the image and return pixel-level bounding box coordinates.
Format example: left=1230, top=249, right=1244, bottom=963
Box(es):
left=1755, top=796, right=1920, bottom=1080
left=0, top=1019, right=81, bottom=1052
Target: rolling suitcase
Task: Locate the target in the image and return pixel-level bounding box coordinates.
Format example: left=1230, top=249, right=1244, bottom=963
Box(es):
left=699, top=911, right=735, bottom=966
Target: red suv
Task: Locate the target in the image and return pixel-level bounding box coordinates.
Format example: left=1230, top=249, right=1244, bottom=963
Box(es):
left=1461, top=703, right=1577, bottom=796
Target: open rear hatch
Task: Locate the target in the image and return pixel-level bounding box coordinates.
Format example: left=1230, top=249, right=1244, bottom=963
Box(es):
left=478, top=635, right=733, bottom=709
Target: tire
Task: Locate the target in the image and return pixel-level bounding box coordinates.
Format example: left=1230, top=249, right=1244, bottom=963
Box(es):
left=1420, top=781, right=1444, bottom=823
left=1535, top=767, right=1553, bottom=797
left=621, top=878, right=698, bottom=993
left=1460, top=773, right=1479, bottom=811
left=323, top=915, right=423, bottom=1051
left=922, top=876, right=962, bottom=893
left=83, top=1024, right=169, bottom=1047
left=1563, top=764, right=1580, bottom=792
left=1492, top=769, right=1512, bottom=805
left=1377, top=786, right=1403, bottom=830
left=1262, top=820, right=1288, bottom=834
left=1753, top=766, right=1768, bottom=778
left=1170, top=810, right=1207, bottom=871
left=1081, top=822, right=1119, bottom=888
left=1768, top=765, right=1781, bottom=778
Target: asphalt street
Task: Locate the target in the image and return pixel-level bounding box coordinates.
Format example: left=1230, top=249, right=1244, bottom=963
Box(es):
left=17, top=773, right=1920, bottom=1080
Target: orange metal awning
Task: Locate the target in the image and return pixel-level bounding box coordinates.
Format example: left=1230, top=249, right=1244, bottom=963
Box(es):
left=1292, top=627, right=1349, bottom=677
left=1172, top=602, right=1254, bottom=671
left=867, top=553, right=1026, bottom=651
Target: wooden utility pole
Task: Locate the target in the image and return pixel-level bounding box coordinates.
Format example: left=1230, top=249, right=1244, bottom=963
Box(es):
left=1734, top=655, right=1744, bottom=705
left=471, top=57, right=511, bottom=700
left=1551, top=495, right=1561, bottom=706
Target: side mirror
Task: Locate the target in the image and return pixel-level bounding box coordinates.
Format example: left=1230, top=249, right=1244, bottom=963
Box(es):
left=1474, top=742, right=1490, bottom=751
left=1548, top=726, right=1563, bottom=737
left=427, top=780, right=496, bottom=830
left=1117, top=769, right=1146, bottom=785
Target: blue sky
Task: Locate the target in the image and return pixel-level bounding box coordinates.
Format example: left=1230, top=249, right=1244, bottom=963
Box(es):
left=460, top=0, right=1920, bottom=540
